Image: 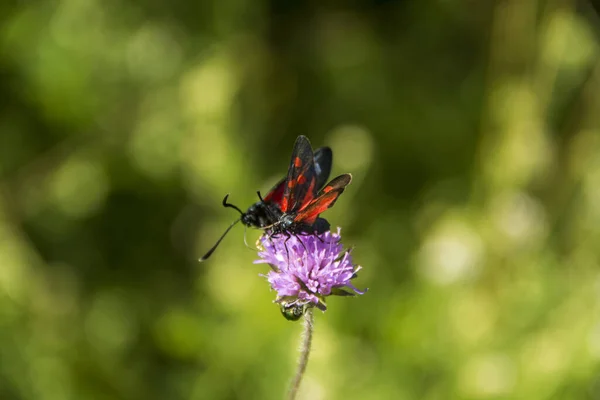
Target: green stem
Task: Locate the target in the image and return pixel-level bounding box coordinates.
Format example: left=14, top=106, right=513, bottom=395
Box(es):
left=287, top=308, right=314, bottom=400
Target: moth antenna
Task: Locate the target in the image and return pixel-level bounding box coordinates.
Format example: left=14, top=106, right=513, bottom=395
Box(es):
left=256, top=191, right=264, bottom=202
left=199, top=218, right=241, bottom=262
left=222, top=194, right=244, bottom=216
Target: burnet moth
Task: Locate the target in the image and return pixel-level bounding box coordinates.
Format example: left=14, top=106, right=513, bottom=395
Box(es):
left=262, top=136, right=352, bottom=238
left=199, top=136, right=343, bottom=261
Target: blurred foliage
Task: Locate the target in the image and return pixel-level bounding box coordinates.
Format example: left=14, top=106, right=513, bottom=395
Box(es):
left=2, top=0, right=600, bottom=399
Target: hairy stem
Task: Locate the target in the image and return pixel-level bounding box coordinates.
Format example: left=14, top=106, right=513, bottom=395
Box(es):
left=287, top=308, right=314, bottom=400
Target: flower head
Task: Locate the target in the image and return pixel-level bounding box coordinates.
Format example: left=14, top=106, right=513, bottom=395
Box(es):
left=255, top=228, right=366, bottom=320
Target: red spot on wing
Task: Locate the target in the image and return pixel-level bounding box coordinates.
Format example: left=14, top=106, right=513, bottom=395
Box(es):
left=281, top=197, right=289, bottom=212
left=263, top=178, right=286, bottom=205
left=294, top=190, right=342, bottom=225
left=318, top=174, right=352, bottom=195
left=294, top=157, right=303, bottom=167
left=321, top=184, right=334, bottom=193
left=298, top=178, right=316, bottom=210
left=297, top=175, right=307, bottom=185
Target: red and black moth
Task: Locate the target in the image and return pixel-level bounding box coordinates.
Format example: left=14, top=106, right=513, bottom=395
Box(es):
left=200, top=135, right=351, bottom=261
left=264, top=136, right=352, bottom=238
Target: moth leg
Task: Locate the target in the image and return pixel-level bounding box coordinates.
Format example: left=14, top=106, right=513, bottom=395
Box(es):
left=292, top=231, right=310, bottom=254
left=282, top=231, right=293, bottom=263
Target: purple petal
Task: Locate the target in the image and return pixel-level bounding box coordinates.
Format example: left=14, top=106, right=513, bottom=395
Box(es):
left=256, top=228, right=366, bottom=312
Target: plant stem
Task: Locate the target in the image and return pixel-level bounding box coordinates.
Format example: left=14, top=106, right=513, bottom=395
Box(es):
left=287, top=308, right=314, bottom=400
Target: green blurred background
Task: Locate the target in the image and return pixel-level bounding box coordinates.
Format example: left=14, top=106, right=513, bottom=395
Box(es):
left=2, top=0, right=600, bottom=399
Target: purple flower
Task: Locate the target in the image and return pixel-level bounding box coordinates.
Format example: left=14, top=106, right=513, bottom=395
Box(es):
left=254, top=228, right=366, bottom=320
